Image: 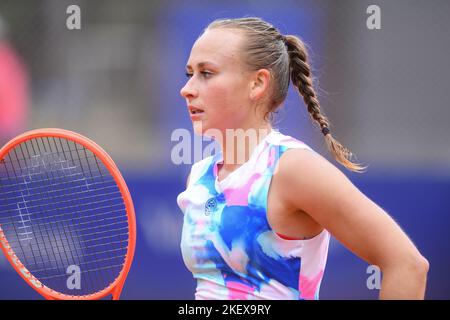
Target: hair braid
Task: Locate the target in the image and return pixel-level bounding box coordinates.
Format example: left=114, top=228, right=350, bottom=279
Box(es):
left=285, top=35, right=366, bottom=172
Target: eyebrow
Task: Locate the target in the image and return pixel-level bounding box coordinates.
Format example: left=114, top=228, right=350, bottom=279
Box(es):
left=185, top=61, right=218, bottom=70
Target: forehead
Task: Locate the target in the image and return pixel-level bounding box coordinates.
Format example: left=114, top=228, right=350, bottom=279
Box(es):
left=186, top=28, right=245, bottom=68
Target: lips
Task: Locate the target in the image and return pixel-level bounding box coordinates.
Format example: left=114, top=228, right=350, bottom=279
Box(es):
left=188, top=105, right=204, bottom=115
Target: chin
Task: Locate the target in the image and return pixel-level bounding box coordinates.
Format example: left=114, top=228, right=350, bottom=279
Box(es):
left=192, top=121, right=223, bottom=140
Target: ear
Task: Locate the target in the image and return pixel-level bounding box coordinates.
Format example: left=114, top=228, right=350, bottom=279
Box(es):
left=249, top=69, right=271, bottom=101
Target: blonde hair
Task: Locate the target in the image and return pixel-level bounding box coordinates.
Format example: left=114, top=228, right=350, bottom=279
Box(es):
left=207, top=17, right=366, bottom=173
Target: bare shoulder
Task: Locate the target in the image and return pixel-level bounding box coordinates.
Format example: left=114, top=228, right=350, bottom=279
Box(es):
left=275, top=148, right=354, bottom=207
left=275, top=148, right=368, bottom=240
left=277, top=146, right=346, bottom=174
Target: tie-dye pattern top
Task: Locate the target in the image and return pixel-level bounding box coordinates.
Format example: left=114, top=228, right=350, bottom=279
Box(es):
left=176, top=130, right=330, bottom=300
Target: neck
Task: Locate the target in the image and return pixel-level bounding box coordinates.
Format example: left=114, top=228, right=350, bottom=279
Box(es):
left=216, top=122, right=273, bottom=171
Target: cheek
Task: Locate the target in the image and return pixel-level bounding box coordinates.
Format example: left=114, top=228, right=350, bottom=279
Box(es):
left=206, top=80, right=248, bottom=115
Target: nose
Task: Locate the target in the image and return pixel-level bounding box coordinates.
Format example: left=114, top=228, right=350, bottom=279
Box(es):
left=180, top=77, right=198, bottom=99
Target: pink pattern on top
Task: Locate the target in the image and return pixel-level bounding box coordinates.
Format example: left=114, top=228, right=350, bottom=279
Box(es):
left=223, top=173, right=261, bottom=206
left=299, top=269, right=324, bottom=299
left=267, top=146, right=276, bottom=168
left=225, top=281, right=255, bottom=300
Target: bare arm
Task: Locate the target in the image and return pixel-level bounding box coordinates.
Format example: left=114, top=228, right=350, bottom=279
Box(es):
left=277, top=149, right=429, bottom=299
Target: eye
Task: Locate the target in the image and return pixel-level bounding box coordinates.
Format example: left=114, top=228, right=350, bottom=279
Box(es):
left=200, top=71, right=213, bottom=78
left=185, top=71, right=214, bottom=79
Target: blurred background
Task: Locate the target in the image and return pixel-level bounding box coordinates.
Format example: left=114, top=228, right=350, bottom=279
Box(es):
left=0, top=0, right=449, bottom=299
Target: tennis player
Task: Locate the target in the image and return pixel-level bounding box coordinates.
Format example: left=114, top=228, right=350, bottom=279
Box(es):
left=176, top=17, right=428, bottom=300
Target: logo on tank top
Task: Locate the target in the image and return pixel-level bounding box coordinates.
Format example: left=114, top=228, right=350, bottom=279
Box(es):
left=205, top=197, right=217, bottom=216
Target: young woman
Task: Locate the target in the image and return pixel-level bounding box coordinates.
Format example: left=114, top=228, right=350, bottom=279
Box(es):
left=176, top=17, right=428, bottom=300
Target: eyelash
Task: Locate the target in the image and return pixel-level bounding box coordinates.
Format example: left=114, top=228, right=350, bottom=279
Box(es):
left=185, top=71, right=213, bottom=79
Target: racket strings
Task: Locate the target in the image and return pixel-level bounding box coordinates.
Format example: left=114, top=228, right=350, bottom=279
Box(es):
left=0, top=173, right=118, bottom=194
left=45, top=137, right=122, bottom=293
left=7, top=233, right=129, bottom=254
left=40, top=138, right=106, bottom=293
left=2, top=220, right=128, bottom=247
left=0, top=137, right=129, bottom=295
left=24, top=246, right=127, bottom=270
left=0, top=182, right=119, bottom=203
left=48, top=137, right=121, bottom=292
left=39, top=264, right=126, bottom=281
left=26, top=137, right=103, bottom=293
left=0, top=153, right=100, bottom=180
left=4, top=142, right=65, bottom=279
left=31, top=253, right=128, bottom=274
left=0, top=200, right=124, bottom=226
left=0, top=197, right=125, bottom=225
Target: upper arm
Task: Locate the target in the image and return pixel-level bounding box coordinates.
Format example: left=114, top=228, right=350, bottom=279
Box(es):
left=277, top=148, right=423, bottom=269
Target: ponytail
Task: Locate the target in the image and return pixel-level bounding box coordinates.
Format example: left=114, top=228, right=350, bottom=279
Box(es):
left=285, top=35, right=367, bottom=173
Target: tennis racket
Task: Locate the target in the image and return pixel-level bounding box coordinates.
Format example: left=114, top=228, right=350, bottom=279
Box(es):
left=0, top=128, right=136, bottom=300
